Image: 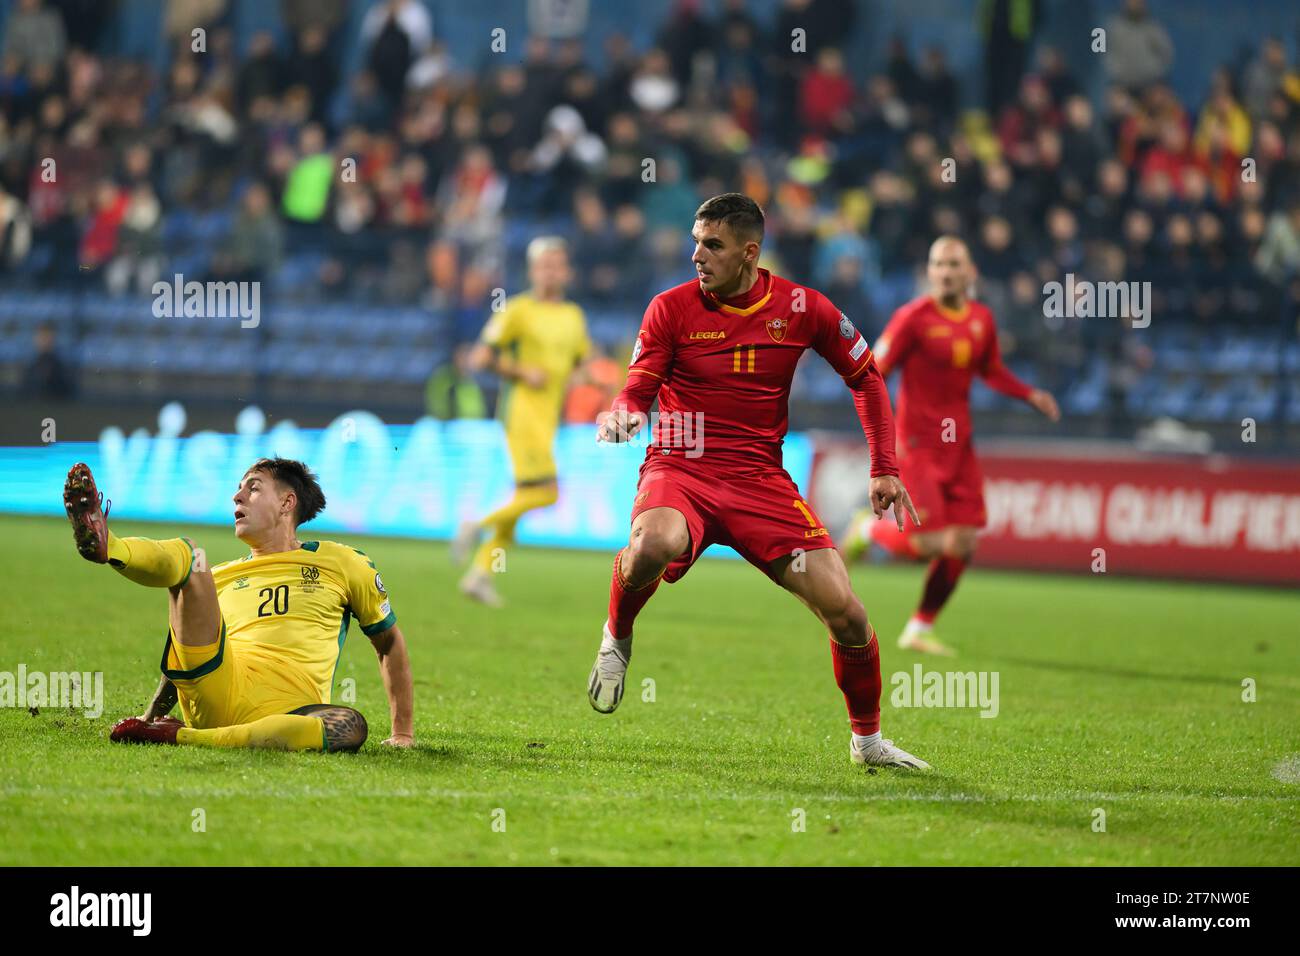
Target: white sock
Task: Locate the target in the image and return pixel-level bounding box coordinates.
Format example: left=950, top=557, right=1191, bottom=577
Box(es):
left=601, top=622, right=632, bottom=655
left=907, top=615, right=933, bottom=632
left=853, top=731, right=882, bottom=749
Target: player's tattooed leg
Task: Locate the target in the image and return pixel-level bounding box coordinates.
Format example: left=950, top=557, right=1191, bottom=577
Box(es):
left=290, top=704, right=368, bottom=752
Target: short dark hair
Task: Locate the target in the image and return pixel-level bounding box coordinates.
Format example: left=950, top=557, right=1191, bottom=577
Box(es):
left=245, top=457, right=326, bottom=527
left=694, top=193, right=765, bottom=243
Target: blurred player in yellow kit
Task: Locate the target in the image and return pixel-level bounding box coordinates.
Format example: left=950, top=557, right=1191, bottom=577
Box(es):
left=62, top=458, right=415, bottom=751
left=452, top=237, right=592, bottom=606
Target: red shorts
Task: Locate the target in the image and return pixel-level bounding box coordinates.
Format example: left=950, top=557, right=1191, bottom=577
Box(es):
left=895, top=440, right=987, bottom=530
left=630, top=457, right=837, bottom=583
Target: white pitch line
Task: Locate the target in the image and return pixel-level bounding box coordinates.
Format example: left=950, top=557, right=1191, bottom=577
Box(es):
left=2, top=785, right=1296, bottom=805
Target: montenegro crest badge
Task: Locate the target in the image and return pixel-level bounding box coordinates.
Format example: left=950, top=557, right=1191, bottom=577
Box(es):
left=765, top=315, right=789, bottom=343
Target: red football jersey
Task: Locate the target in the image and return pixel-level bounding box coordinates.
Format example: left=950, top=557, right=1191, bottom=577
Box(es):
left=612, top=269, right=897, bottom=475
left=874, top=295, right=1032, bottom=452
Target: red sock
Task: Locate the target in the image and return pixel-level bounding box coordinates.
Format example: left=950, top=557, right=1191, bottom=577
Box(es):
left=916, top=556, right=966, bottom=624
left=607, top=548, right=661, bottom=640
left=830, top=631, right=881, bottom=735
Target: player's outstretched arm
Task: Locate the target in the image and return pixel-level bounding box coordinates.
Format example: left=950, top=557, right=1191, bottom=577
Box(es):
left=983, top=365, right=1059, bottom=421
left=978, top=326, right=1060, bottom=421
left=369, top=624, right=414, bottom=747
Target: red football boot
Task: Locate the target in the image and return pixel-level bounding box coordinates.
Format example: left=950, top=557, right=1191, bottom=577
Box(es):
left=63, top=462, right=113, bottom=565
left=110, top=716, right=181, bottom=745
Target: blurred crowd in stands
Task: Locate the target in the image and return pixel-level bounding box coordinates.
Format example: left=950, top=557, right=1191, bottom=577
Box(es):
left=2, top=0, right=1300, bottom=430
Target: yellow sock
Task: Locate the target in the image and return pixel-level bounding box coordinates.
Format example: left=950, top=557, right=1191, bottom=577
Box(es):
left=108, top=534, right=194, bottom=588
left=176, top=714, right=325, bottom=751
left=473, top=484, right=558, bottom=572
left=472, top=518, right=518, bottom=572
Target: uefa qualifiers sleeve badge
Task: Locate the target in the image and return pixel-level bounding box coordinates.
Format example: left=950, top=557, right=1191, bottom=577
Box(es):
left=838, top=313, right=856, bottom=339
left=630, top=335, right=643, bottom=366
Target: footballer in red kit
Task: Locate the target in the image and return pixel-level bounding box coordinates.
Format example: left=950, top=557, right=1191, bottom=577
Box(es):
left=847, top=236, right=1060, bottom=656
left=589, top=193, right=929, bottom=770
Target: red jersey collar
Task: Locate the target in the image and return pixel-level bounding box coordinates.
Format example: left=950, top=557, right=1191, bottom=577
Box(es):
left=929, top=294, right=971, bottom=322
left=704, top=268, right=773, bottom=316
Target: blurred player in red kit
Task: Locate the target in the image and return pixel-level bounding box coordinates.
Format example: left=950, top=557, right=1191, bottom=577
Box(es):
left=844, top=236, right=1060, bottom=656
left=589, top=193, right=929, bottom=770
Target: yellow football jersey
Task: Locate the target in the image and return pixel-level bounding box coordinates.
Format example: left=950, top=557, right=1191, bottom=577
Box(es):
left=210, top=540, right=396, bottom=702
left=480, top=293, right=591, bottom=439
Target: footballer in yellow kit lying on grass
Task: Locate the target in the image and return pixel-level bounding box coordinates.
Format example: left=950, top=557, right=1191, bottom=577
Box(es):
left=62, top=457, right=415, bottom=751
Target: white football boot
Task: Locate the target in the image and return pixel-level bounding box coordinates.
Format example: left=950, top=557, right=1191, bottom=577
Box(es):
left=850, top=733, right=931, bottom=770
left=897, top=618, right=956, bottom=657
left=450, top=519, right=480, bottom=565
left=587, top=621, right=632, bottom=714
left=459, top=567, right=503, bottom=608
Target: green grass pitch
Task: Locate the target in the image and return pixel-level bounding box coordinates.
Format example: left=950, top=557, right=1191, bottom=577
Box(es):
left=1, top=512, right=1296, bottom=866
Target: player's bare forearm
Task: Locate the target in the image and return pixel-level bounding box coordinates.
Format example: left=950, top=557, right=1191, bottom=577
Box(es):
left=370, top=625, right=414, bottom=746
left=495, top=353, right=546, bottom=388
left=469, top=343, right=541, bottom=386
left=141, top=675, right=178, bottom=722
left=1026, top=388, right=1061, bottom=422
left=569, top=356, right=594, bottom=387
left=466, top=342, right=494, bottom=373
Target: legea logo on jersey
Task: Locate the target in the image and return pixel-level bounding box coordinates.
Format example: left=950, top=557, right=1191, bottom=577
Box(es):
left=49, top=886, right=151, bottom=936
left=233, top=577, right=250, bottom=589
left=1042, top=273, right=1151, bottom=329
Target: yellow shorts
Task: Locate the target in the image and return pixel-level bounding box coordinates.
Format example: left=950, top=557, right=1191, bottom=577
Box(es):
left=161, top=621, right=323, bottom=728
left=506, top=431, right=557, bottom=485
